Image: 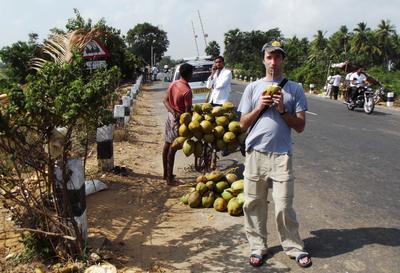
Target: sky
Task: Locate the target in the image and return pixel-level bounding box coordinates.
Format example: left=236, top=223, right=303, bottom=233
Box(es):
left=1, top=0, right=399, bottom=60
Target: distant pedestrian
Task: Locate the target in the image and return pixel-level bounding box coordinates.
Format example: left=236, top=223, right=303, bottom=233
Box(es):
left=238, top=40, right=312, bottom=268
left=330, top=72, right=342, bottom=100
left=162, top=63, right=194, bottom=186
left=152, top=66, right=159, bottom=81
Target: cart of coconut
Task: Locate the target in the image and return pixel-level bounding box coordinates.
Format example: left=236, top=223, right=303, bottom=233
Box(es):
left=171, top=101, right=247, bottom=172
left=180, top=169, right=245, bottom=216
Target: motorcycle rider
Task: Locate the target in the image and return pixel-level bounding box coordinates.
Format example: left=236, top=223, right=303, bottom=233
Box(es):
left=348, top=67, right=367, bottom=104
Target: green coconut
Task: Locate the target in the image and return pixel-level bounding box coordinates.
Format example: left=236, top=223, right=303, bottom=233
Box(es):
left=188, top=120, right=201, bottom=132
left=193, top=130, right=203, bottom=140
left=227, top=197, right=243, bottom=216
left=180, top=112, right=191, bottom=125
left=237, top=192, right=245, bottom=206
left=188, top=191, right=202, bottom=208
left=231, top=180, right=244, bottom=191
left=180, top=193, right=189, bottom=204
left=182, top=139, right=195, bottom=156
left=216, top=139, right=226, bottom=151
left=195, top=182, right=208, bottom=195
left=225, top=173, right=238, bottom=185
left=205, top=170, right=224, bottom=182
left=178, top=124, right=190, bottom=137
left=205, top=181, right=215, bottom=191
left=196, top=175, right=208, bottom=183
left=213, top=126, right=225, bottom=139
left=215, top=116, right=229, bottom=127
left=213, top=197, right=228, bottom=212
left=222, top=101, right=235, bottom=111
left=203, top=133, right=215, bottom=144
left=215, top=181, right=229, bottom=193
left=200, top=120, right=213, bottom=134
left=203, top=113, right=214, bottom=122
left=223, top=132, right=236, bottom=143
left=171, top=136, right=186, bottom=151
left=202, top=191, right=215, bottom=208
left=201, top=103, right=213, bottom=113
left=263, top=85, right=281, bottom=96
left=221, top=189, right=234, bottom=202
left=192, top=112, right=203, bottom=123
left=211, top=106, right=225, bottom=116
left=193, top=104, right=203, bottom=113
left=228, top=121, right=241, bottom=134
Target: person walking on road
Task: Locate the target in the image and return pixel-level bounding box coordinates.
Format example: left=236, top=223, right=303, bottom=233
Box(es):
left=237, top=40, right=312, bottom=268
left=206, top=56, right=232, bottom=106
left=162, top=63, right=194, bottom=186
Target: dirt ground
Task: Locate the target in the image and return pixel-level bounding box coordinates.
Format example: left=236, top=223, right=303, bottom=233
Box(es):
left=0, top=81, right=328, bottom=273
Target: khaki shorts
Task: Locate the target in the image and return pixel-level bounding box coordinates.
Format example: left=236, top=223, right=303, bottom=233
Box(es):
left=164, top=112, right=179, bottom=143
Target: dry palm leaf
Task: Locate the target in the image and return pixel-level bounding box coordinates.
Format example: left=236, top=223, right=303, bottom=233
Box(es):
left=30, top=28, right=100, bottom=71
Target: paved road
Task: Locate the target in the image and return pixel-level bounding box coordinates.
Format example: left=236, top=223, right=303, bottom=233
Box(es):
left=221, top=80, right=400, bottom=272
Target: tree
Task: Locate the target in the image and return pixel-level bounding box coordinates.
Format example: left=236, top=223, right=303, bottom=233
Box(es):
left=0, top=35, right=40, bottom=84
left=328, top=25, right=351, bottom=62
left=126, top=22, right=169, bottom=65
left=63, top=9, right=142, bottom=79
left=376, top=19, right=396, bottom=67
left=205, top=40, right=220, bottom=58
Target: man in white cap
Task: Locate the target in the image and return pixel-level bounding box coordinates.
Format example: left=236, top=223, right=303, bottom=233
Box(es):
left=238, top=40, right=312, bottom=268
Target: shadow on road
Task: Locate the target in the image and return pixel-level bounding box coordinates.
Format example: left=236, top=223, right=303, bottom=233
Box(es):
left=303, top=227, right=400, bottom=258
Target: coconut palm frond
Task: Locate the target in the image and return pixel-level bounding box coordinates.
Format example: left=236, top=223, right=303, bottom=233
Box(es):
left=30, top=28, right=101, bottom=71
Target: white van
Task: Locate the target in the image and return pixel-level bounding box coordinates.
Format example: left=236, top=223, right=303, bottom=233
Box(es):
left=172, top=59, right=213, bottom=104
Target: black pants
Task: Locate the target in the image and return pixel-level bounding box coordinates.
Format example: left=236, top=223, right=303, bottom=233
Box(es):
left=349, top=87, right=359, bottom=102
left=331, top=86, right=339, bottom=100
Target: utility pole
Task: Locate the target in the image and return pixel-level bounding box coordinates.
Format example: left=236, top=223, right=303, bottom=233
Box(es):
left=197, top=10, right=208, bottom=49
left=191, top=20, right=200, bottom=57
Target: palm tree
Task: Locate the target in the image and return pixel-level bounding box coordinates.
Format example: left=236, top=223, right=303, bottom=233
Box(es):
left=351, top=22, right=371, bottom=54
left=376, top=19, right=396, bottom=66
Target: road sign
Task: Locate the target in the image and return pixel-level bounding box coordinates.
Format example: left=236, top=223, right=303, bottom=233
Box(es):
left=82, top=40, right=109, bottom=60
left=85, top=60, right=107, bottom=70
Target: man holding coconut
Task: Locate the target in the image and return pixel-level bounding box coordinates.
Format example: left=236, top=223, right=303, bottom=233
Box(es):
left=237, top=40, right=311, bottom=268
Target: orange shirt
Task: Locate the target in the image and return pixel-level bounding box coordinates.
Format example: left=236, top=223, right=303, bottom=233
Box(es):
left=167, top=79, right=192, bottom=115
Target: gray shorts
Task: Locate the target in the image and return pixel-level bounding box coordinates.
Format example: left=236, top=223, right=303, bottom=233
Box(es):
left=165, top=112, right=179, bottom=143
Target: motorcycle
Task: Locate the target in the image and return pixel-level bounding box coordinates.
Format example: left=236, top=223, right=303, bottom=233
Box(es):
left=344, top=85, right=375, bottom=114
left=373, top=83, right=390, bottom=104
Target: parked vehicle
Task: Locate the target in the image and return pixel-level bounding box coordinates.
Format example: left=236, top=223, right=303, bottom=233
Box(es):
left=345, top=85, right=375, bottom=114
left=373, top=83, right=390, bottom=104
left=172, top=58, right=213, bottom=104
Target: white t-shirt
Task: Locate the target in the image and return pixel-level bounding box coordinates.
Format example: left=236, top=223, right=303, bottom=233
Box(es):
left=349, top=72, right=367, bottom=87
left=332, top=74, right=341, bottom=87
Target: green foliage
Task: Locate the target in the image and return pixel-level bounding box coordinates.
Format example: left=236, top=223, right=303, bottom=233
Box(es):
left=126, top=22, right=169, bottom=65
left=205, top=41, right=220, bottom=58
left=367, top=66, right=400, bottom=96
left=224, top=28, right=281, bottom=77
left=16, top=52, right=121, bottom=129
left=17, top=233, right=54, bottom=262
left=0, top=39, right=40, bottom=84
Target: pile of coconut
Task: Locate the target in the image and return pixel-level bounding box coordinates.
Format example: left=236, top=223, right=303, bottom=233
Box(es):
left=180, top=169, right=244, bottom=216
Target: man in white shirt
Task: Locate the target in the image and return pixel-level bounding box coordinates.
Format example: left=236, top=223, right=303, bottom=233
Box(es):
left=349, top=67, right=367, bottom=103
left=330, top=72, right=342, bottom=100
left=206, top=56, right=232, bottom=105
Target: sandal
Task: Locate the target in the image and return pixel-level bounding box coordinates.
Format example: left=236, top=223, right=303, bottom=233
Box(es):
left=249, top=253, right=266, bottom=267
left=295, top=253, right=312, bottom=268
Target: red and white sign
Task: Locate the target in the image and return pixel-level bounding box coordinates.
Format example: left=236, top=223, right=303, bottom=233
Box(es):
left=82, top=40, right=109, bottom=60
